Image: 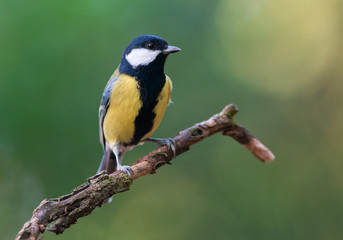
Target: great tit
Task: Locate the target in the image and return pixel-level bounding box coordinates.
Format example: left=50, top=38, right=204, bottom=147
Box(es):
left=98, top=35, right=181, bottom=178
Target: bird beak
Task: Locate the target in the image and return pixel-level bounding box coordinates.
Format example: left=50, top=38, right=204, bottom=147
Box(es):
left=163, top=45, right=181, bottom=55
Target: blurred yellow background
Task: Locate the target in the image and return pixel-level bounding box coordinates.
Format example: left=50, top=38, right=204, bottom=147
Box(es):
left=1, top=0, right=342, bottom=239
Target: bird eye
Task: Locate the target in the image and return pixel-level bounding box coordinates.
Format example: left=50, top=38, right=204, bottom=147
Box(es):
left=147, top=43, right=155, bottom=50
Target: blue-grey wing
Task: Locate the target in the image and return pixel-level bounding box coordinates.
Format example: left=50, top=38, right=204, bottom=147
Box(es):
left=99, top=74, right=119, bottom=150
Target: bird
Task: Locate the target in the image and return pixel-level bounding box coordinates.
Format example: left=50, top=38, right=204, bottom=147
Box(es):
left=97, top=35, right=181, bottom=179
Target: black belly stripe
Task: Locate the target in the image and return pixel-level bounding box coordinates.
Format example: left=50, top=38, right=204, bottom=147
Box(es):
left=129, top=72, right=166, bottom=145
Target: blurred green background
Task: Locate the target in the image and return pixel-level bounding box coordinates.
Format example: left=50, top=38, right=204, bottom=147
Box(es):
left=1, top=0, right=342, bottom=239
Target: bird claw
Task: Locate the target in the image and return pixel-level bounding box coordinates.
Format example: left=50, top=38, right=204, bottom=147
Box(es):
left=144, top=138, right=177, bottom=158
left=116, top=165, right=133, bottom=182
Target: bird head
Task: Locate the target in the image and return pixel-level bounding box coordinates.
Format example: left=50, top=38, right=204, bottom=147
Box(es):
left=119, top=35, right=181, bottom=76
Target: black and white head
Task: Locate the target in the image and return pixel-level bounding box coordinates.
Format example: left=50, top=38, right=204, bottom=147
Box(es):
left=119, top=35, right=180, bottom=76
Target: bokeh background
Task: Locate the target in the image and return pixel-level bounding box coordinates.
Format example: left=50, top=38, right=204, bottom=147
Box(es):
left=1, top=0, right=342, bottom=239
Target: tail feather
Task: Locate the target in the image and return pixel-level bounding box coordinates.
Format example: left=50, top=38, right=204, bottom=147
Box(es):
left=97, top=149, right=117, bottom=174
left=97, top=149, right=116, bottom=204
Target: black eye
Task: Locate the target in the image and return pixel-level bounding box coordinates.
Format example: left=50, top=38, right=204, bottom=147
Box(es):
left=147, top=43, right=155, bottom=50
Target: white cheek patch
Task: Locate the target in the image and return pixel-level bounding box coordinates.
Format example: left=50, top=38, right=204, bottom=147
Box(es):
left=125, top=48, right=161, bottom=68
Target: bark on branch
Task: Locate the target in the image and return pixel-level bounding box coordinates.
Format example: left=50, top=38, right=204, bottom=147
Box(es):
left=16, top=104, right=274, bottom=240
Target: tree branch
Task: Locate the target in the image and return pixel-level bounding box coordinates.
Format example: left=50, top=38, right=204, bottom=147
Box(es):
left=16, top=104, right=274, bottom=240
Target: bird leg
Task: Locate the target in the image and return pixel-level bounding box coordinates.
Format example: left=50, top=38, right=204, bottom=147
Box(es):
left=143, top=138, right=177, bottom=158
left=113, top=149, right=132, bottom=180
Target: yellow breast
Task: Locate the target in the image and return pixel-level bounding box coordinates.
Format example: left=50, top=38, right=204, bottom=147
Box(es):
left=103, top=74, right=172, bottom=147
left=103, top=74, right=142, bottom=145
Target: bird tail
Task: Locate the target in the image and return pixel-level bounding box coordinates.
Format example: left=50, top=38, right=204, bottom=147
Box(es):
left=97, top=149, right=116, bottom=204
left=97, top=149, right=117, bottom=174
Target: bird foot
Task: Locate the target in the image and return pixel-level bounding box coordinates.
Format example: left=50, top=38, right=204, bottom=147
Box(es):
left=116, top=165, right=133, bottom=182
left=144, top=138, right=177, bottom=158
